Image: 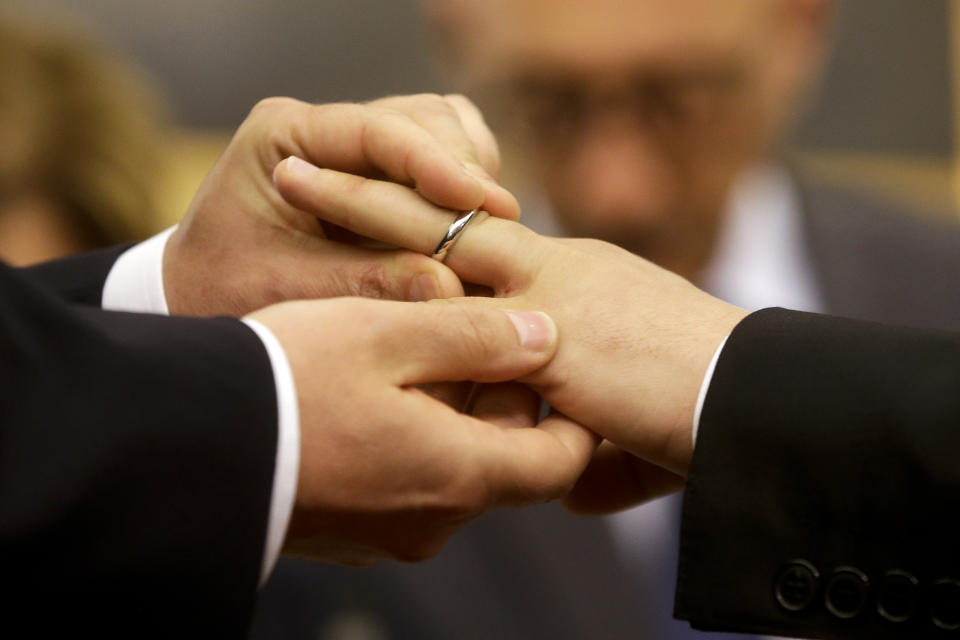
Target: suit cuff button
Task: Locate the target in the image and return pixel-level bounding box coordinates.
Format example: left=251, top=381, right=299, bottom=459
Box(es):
left=877, top=570, right=918, bottom=623
left=775, top=559, right=820, bottom=612
left=930, top=578, right=960, bottom=631
left=825, top=566, right=870, bottom=619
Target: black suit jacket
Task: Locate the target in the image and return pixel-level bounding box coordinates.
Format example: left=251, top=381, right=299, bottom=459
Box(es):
left=250, top=178, right=960, bottom=640
left=676, top=308, right=960, bottom=638
left=0, top=250, right=278, bottom=636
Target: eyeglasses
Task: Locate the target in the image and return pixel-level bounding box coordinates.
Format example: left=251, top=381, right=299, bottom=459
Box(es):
left=508, top=67, right=753, bottom=147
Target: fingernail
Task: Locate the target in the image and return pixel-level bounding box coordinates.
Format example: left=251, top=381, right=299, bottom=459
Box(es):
left=286, top=155, right=319, bottom=176
left=408, top=274, right=441, bottom=302
left=506, top=311, right=556, bottom=351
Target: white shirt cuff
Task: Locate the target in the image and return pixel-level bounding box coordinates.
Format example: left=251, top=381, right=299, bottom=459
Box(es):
left=101, top=226, right=175, bottom=314
left=242, top=318, right=301, bottom=587
left=101, top=228, right=300, bottom=587
left=692, top=335, right=730, bottom=446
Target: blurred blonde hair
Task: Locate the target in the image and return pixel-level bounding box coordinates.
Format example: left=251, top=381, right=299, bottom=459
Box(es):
left=0, top=8, right=169, bottom=246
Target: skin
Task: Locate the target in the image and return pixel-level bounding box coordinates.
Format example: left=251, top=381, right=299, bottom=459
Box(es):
left=423, top=0, right=830, bottom=279
left=5, top=91, right=589, bottom=560
left=163, top=94, right=520, bottom=316
left=248, top=298, right=597, bottom=564
left=155, top=93, right=599, bottom=563
left=274, top=154, right=748, bottom=481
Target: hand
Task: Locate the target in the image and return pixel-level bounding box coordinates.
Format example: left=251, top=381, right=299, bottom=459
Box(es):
left=246, top=298, right=597, bottom=565
left=271, top=171, right=747, bottom=476
left=562, top=441, right=685, bottom=514
left=163, top=94, right=520, bottom=316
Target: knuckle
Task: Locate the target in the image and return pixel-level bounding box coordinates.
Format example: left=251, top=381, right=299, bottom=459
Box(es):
left=361, top=110, right=396, bottom=144
left=395, top=93, right=462, bottom=125
left=241, top=97, right=307, bottom=163
left=450, top=306, right=504, bottom=364
left=443, top=93, right=474, bottom=109
left=367, top=108, right=410, bottom=131
left=350, top=260, right=394, bottom=300
left=419, top=92, right=458, bottom=115
left=249, top=96, right=299, bottom=118
left=362, top=110, right=417, bottom=164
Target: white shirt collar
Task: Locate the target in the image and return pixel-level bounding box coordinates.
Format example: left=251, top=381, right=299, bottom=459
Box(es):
left=518, top=162, right=825, bottom=314
left=698, top=164, right=825, bottom=314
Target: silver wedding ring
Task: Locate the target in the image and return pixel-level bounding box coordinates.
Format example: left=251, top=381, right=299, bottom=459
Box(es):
left=431, top=208, right=486, bottom=262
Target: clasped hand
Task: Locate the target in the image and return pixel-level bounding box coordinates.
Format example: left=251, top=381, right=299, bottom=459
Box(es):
left=164, top=92, right=745, bottom=566
left=161, top=94, right=604, bottom=566
left=272, top=95, right=748, bottom=513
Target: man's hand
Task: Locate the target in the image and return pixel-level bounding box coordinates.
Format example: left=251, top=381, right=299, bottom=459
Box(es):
left=163, top=94, right=519, bottom=316
left=246, top=298, right=597, bottom=565
left=272, top=169, right=747, bottom=478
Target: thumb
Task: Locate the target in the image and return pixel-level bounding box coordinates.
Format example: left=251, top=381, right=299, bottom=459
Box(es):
left=375, top=300, right=558, bottom=385
left=562, top=441, right=685, bottom=514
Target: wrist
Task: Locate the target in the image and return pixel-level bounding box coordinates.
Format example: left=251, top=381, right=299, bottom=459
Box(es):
left=672, top=302, right=747, bottom=471
left=161, top=228, right=189, bottom=315
left=162, top=226, right=228, bottom=317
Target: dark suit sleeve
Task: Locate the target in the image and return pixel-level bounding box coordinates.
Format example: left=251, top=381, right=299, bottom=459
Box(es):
left=0, top=260, right=278, bottom=636
left=675, top=308, right=960, bottom=639
left=18, top=244, right=132, bottom=305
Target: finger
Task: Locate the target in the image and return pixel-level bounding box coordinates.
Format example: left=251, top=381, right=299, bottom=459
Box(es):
left=562, top=441, right=685, bottom=514
left=368, top=94, right=520, bottom=220
left=444, top=94, right=520, bottom=220
left=284, top=238, right=465, bottom=302
left=469, top=382, right=541, bottom=430
left=357, top=108, right=487, bottom=214
left=417, top=381, right=475, bottom=412
left=361, top=300, right=558, bottom=385
left=397, top=392, right=597, bottom=507
left=371, top=94, right=485, bottom=172
left=273, top=159, right=539, bottom=289
left=486, top=411, right=600, bottom=506
left=256, top=99, right=485, bottom=213
left=442, top=94, right=502, bottom=178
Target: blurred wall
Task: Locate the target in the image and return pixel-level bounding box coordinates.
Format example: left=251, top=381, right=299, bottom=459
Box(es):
left=6, top=0, right=958, bottom=215
left=6, top=0, right=446, bottom=128
left=795, top=0, right=952, bottom=157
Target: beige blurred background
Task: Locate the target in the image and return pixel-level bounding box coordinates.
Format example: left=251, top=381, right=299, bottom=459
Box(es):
left=3, top=0, right=960, bottom=231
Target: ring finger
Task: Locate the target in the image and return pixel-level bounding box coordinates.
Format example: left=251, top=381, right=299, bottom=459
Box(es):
left=274, top=158, right=539, bottom=290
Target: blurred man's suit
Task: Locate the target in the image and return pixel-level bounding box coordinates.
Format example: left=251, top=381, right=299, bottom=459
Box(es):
left=250, top=165, right=960, bottom=640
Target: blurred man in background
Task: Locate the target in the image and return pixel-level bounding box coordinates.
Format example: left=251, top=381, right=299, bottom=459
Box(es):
left=424, top=0, right=960, bottom=636
left=424, top=0, right=960, bottom=329
left=254, top=1, right=960, bottom=638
